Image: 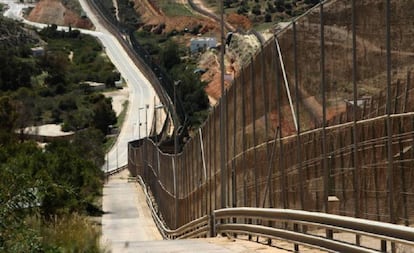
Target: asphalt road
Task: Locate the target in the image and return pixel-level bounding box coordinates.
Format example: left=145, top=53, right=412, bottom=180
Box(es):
left=78, top=0, right=158, bottom=172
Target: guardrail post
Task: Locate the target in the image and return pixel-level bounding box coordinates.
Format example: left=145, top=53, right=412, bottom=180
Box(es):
left=209, top=213, right=216, bottom=237
left=294, top=223, right=300, bottom=252
left=381, top=240, right=387, bottom=252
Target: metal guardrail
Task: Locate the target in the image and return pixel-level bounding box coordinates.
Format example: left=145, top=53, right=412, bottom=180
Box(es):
left=136, top=175, right=209, bottom=240
left=214, top=208, right=414, bottom=253
left=136, top=173, right=414, bottom=251
left=104, top=165, right=127, bottom=177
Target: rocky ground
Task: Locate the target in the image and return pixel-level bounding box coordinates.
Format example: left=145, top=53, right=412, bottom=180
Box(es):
left=27, top=0, right=93, bottom=29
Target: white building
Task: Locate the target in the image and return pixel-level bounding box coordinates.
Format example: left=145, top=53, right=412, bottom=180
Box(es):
left=31, top=47, right=45, bottom=57
left=190, top=37, right=217, bottom=53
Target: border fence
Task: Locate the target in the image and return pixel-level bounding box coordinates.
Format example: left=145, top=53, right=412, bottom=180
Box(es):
left=128, top=0, right=414, bottom=247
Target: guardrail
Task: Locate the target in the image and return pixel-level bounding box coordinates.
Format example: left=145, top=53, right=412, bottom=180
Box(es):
left=104, top=165, right=127, bottom=177
left=136, top=173, right=414, bottom=251
left=213, top=208, right=414, bottom=252
left=136, top=175, right=209, bottom=239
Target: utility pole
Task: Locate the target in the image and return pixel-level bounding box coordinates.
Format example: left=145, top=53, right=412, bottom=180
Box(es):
left=138, top=106, right=145, bottom=139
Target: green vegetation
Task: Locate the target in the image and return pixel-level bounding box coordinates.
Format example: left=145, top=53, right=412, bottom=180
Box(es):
left=222, top=0, right=318, bottom=27
left=0, top=126, right=104, bottom=251
left=117, top=0, right=141, bottom=29
left=0, top=19, right=118, bottom=252
left=159, top=41, right=210, bottom=129
left=158, top=1, right=194, bottom=17
left=63, top=0, right=84, bottom=15
left=0, top=24, right=118, bottom=135
left=134, top=31, right=210, bottom=131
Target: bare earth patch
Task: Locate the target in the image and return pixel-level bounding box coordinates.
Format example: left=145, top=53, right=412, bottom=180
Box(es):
left=27, top=0, right=93, bottom=29
left=103, top=87, right=130, bottom=117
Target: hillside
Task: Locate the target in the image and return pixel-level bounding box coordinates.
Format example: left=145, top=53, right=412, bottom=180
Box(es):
left=27, top=0, right=93, bottom=29
left=205, top=0, right=319, bottom=29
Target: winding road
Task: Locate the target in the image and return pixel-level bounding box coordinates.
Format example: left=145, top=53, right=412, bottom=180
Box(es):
left=1, top=0, right=159, bottom=172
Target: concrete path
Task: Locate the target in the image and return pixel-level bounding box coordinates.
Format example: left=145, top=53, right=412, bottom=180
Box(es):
left=100, top=170, right=309, bottom=253
left=101, top=170, right=162, bottom=252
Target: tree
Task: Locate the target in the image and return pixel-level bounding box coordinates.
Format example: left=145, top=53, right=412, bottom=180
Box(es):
left=91, top=95, right=117, bottom=135
left=160, top=41, right=181, bottom=71
left=0, top=139, right=103, bottom=251
left=0, top=96, right=17, bottom=143
left=265, top=12, right=272, bottom=22
left=72, top=128, right=105, bottom=167
left=252, top=4, right=262, bottom=15
left=41, top=140, right=103, bottom=216
left=170, top=65, right=210, bottom=129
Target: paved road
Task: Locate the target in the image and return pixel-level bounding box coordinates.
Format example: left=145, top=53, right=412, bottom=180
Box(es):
left=78, top=0, right=159, bottom=172
left=101, top=170, right=162, bottom=251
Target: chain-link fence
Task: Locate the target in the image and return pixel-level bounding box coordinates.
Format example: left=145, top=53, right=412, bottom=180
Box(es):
left=129, top=0, right=414, bottom=231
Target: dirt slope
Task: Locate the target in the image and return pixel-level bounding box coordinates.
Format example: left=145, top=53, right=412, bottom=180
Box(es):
left=27, top=0, right=93, bottom=29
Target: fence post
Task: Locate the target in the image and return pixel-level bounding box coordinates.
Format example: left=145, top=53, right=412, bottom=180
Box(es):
left=209, top=212, right=216, bottom=237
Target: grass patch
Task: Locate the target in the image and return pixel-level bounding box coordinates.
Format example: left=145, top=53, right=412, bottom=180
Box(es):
left=103, top=100, right=128, bottom=152
left=116, top=100, right=129, bottom=128
left=254, top=21, right=278, bottom=32
left=28, top=214, right=103, bottom=252
left=158, top=1, right=194, bottom=17
left=103, top=136, right=116, bottom=152
left=63, top=0, right=86, bottom=16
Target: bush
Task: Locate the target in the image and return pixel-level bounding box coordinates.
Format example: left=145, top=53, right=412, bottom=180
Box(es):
left=252, top=4, right=262, bottom=15
left=265, top=12, right=272, bottom=22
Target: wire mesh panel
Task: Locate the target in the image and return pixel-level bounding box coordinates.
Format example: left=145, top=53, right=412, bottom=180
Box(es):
left=127, top=0, right=414, bottom=233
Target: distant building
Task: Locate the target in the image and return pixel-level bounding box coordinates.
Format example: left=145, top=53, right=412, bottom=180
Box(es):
left=80, top=11, right=87, bottom=19
left=190, top=37, right=217, bottom=53
left=31, top=47, right=45, bottom=57
left=85, top=81, right=106, bottom=91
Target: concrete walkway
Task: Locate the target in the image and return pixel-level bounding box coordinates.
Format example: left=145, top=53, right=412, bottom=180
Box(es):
left=100, top=170, right=310, bottom=253
left=101, top=170, right=162, bottom=252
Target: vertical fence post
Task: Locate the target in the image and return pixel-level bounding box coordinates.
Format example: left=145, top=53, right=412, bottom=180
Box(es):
left=173, top=156, right=178, bottom=229
left=351, top=0, right=361, bottom=246
left=385, top=0, right=395, bottom=251
left=276, top=46, right=287, bottom=210
left=293, top=21, right=304, bottom=212
left=225, top=89, right=230, bottom=210
left=250, top=56, right=259, bottom=209
left=241, top=68, right=250, bottom=240
left=209, top=212, right=216, bottom=237
left=319, top=1, right=332, bottom=239
left=219, top=0, right=227, bottom=211
left=232, top=78, right=238, bottom=238
left=402, top=72, right=411, bottom=227
left=292, top=21, right=306, bottom=245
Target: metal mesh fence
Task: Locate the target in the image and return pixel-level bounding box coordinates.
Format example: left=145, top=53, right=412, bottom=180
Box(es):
left=129, top=0, right=414, bottom=230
